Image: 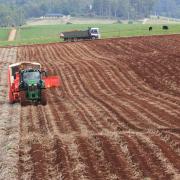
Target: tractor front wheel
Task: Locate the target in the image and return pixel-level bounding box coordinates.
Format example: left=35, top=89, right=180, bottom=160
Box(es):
left=41, top=90, right=47, bottom=106
left=20, top=91, right=28, bottom=106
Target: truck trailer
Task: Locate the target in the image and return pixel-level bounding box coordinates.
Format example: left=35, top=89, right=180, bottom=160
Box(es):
left=60, top=27, right=100, bottom=42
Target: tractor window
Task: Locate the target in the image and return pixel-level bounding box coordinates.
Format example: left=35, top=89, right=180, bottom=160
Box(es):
left=23, top=71, right=41, bottom=83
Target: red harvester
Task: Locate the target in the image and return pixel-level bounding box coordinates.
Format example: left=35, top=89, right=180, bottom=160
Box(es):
left=8, top=62, right=60, bottom=105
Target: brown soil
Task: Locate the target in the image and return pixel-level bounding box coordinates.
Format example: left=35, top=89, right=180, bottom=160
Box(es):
left=0, top=48, right=20, bottom=179
left=1, top=35, right=180, bottom=179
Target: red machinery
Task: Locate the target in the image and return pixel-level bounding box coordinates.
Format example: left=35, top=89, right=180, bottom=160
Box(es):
left=8, top=62, right=60, bottom=105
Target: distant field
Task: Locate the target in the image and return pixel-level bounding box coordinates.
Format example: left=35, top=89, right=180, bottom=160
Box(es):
left=27, top=16, right=180, bottom=26
left=27, top=17, right=117, bottom=26
left=146, top=16, right=180, bottom=24
left=146, top=19, right=180, bottom=24
left=0, top=28, right=9, bottom=41
left=0, top=24, right=180, bottom=46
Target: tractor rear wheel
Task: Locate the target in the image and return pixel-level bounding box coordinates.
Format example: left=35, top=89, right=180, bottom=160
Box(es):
left=41, top=90, right=47, bottom=106
left=20, top=91, right=28, bottom=106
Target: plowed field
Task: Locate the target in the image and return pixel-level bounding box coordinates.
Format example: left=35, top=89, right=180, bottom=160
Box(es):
left=0, top=35, right=180, bottom=180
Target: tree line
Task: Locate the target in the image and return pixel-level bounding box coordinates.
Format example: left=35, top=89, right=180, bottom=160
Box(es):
left=0, top=0, right=180, bottom=27
left=154, top=0, right=180, bottom=19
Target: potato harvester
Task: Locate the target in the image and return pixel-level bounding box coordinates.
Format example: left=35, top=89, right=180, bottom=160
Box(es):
left=8, top=62, right=60, bottom=105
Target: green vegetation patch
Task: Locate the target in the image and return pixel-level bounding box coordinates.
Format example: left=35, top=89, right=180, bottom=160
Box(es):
left=0, top=28, right=10, bottom=41
left=0, top=24, right=180, bottom=46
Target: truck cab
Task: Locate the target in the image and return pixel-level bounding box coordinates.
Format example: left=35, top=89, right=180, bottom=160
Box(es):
left=89, top=28, right=101, bottom=39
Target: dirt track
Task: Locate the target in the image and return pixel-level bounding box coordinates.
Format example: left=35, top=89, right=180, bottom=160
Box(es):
left=1, top=35, right=180, bottom=179
left=8, top=28, right=17, bottom=41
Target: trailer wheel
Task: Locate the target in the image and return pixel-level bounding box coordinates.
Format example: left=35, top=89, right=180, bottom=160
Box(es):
left=20, top=91, right=28, bottom=106
left=41, top=90, right=47, bottom=106
left=9, top=90, right=14, bottom=104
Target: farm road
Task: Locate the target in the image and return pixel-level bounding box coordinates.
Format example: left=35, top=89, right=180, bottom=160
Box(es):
left=8, top=28, right=17, bottom=41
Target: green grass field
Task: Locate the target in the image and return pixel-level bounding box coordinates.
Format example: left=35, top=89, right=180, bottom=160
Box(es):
left=0, top=28, right=10, bottom=41
left=0, top=24, right=180, bottom=46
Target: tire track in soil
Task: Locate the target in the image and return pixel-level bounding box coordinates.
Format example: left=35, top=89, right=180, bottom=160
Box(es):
left=75, top=136, right=112, bottom=179
left=64, top=42, right=179, bottom=131
left=95, top=135, right=134, bottom=179
left=50, top=45, right=120, bottom=132
left=46, top=45, right=98, bottom=133
left=158, top=131, right=180, bottom=152
left=0, top=47, right=20, bottom=180
left=56, top=45, right=141, bottom=131
left=65, top=41, right=180, bottom=129
left=86, top=38, right=180, bottom=104
left=30, top=143, right=46, bottom=180
left=35, top=46, right=73, bottom=134
left=17, top=35, right=180, bottom=180
left=83, top=39, right=180, bottom=128
left=137, top=134, right=180, bottom=179
left=131, top=134, right=174, bottom=179
left=150, top=135, right=180, bottom=170
left=49, top=136, right=71, bottom=179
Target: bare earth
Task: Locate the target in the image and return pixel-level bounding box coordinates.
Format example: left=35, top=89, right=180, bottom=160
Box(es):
left=0, top=35, right=180, bottom=179
left=0, top=47, right=20, bottom=179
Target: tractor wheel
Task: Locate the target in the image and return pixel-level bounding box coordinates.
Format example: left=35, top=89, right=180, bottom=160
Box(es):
left=9, top=90, right=14, bottom=104
left=20, top=91, right=28, bottom=106
left=41, top=90, right=47, bottom=106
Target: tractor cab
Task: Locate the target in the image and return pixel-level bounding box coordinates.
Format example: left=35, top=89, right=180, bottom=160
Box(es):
left=21, top=69, right=41, bottom=84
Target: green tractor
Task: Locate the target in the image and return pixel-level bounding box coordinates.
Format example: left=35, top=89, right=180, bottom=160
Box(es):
left=19, top=69, right=47, bottom=105
left=8, top=62, right=60, bottom=106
